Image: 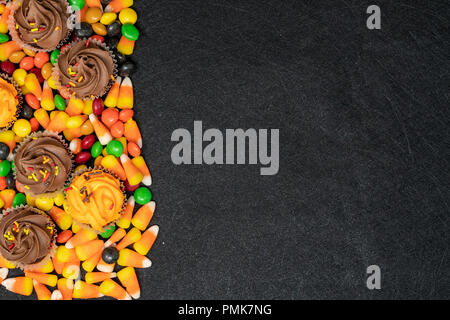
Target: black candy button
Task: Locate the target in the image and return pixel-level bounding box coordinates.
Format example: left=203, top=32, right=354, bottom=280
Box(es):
left=0, top=142, right=9, bottom=161
left=119, top=61, right=136, bottom=77
left=75, top=22, right=94, bottom=38
left=102, top=246, right=119, bottom=264
left=21, top=104, right=34, bottom=120
left=6, top=174, right=15, bottom=190
left=107, top=22, right=121, bottom=37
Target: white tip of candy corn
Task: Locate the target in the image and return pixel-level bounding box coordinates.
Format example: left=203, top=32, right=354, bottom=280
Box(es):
left=121, top=77, right=132, bottom=87
left=142, top=176, right=152, bottom=186
left=1, top=278, right=15, bottom=290
left=124, top=292, right=132, bottom=300
left=131, top=292, right=141, bottom=300
left=51, top=290, right=63, bottom=300
left=0, top=268, right=8, bottom=280
left=142, top=258, right=152, bottom=268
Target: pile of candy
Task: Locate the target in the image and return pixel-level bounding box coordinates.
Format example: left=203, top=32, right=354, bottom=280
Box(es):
left=0, top=0, right=158, bottom=300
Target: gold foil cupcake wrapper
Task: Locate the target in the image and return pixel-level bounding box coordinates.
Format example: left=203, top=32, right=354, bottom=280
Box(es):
left=12, top=130, right=75, bottom=199
left=0, top=205, right=57, bottom=271
left=52, top=38, right=118, bottom=101
left=0, top=72, right=24, bottom=133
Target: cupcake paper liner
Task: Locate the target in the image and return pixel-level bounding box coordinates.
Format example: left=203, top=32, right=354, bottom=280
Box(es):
left=0, top=72, right=23, bottom=133
left=12, top=130, right=75, bottom=199
left=7, top=0, right=75, bottom=53
left=52, top=38, right=118, bottom=101
left=65, top=166, right=127, bottom=235
left=0, top=205, right=57, bottom=271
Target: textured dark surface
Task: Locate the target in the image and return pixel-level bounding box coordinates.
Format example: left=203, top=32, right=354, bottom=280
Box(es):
left=1, top=0, right=449, bottom=300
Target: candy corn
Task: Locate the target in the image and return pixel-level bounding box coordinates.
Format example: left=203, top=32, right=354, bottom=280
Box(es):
left=0, top=5, right=11, bottom=34
left=76, top=239, right=104, bottom=261
left=104, top=76, right=121, bottom=107
left=116, top=196, right=135, bottom=229
left=73, top=280, right=103, bottom=299
left=134, top=225, right=159, bottom=256
left=105, top=0, right=133, bottom=13
left=82, top=248, right=102, bottom=273
left=57, top=278, right=74, bottom=300
left=24, top=73, right=42, bottom=100
left=104, top=227, right=127, bottom=248
left=97, top=257, right=115, bottom=273
left=0, top=41, right=22, bottom=62
left=65, top=228, right=98, bottom=249
left=124, top=119, right=142, bottom=148
left=0, top=254, right=15, bottom=269
left=49, top=206, right=73, bottom=231
left=118, top=249, right=151, bottom=268
left=117, top=36, right=135, bottom=55
left=101, top=155, right=127, bottom=180
left=56, top=246, right=78, bottom=263
left=47, top=111, right=69, bottom=132
left=34, top=108, right=50, bottom=129
left=51, top=290, right=63, bottom=300
left=62, top=259, right=80, bottom=280
left=86, top=0, right=102, bottom=8
left=131, top=156, right=152, bottom=186
left=0, top=189, right=15, bottom=209
left=131, top=201, right=155, bottom=231
left=66, top=98, right=85, bottom=116
left=33, top=280, right=52, bottom=300
left=24, top=271, right=58, bottom=287
left=25, top=259, right=54, bottom=274
left=52, top=254, right=64, bottom=275
left=41, top=81, right=55, bottom=111
left=117, top=267, right=140, bottom=299
left=0, top=268, right=7, bottom=284
left=116, top=227, right=141, bottom=251
left=120, top=154, right=143, bottom=186
left=117, top=77, right=133, bottom=109
left=99, top=279, right=131, bottom=300
left=85, top=272, right=117, bottom=284
left=2, top=277, right=33, bottom=296
left=63, top=126, right=83, bottom=141
left=89, top=114, right=113, bottom=145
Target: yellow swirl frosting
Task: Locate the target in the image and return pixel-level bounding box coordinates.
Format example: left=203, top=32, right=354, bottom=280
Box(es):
left=66, top=170, right=125, bottom=232
left=0, top=77, right=19, bottom=128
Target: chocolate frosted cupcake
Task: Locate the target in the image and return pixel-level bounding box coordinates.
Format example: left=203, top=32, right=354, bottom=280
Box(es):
left=0, top=206, right=57, bottom=270
left=8, top=0, right=73, bottom=52
left=53, top=39, right=117, bottom=100
left=14, top=132, right=73, bottom=197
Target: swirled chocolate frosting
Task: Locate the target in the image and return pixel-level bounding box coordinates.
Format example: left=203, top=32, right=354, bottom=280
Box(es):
left=0, top=207, right=54, bottom=265
left=14, top=135, right=72, bottom=195
left=57, top=40, right=115, bottom=99
left=13, top=0, right=71, bottom=50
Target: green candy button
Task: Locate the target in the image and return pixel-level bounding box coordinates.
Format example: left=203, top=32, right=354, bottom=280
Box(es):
left=50, top=49, right=61, bottom=65
left=122, top=23, right=139, bottom=41
left=134, top=187, right=152, bottom=205
left=0, top=33, right=9, bottom=44
left=68, top=0, right=86, bottom=11
left=0, top=160, right=11, bottom=177
left=12, top=193, right=27, bottom=208
left=106, top=140, right=123, bottom=158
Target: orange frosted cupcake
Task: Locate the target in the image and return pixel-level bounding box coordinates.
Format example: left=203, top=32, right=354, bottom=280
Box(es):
left=0, top=76, right=19, bottom=129
left=66, top=169, right=125, bottom=232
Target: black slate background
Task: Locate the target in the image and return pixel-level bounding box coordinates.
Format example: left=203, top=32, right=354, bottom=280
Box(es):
left=1, top=0, right=449, bottom=300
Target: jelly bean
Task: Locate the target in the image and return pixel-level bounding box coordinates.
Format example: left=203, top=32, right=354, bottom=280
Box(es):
left=119, top=109, right=133, bottom=122
left=12, top=193, right=26, bottom=208
left=91, top=141, right=103, bottom=158
left=101, top=108, right=119, bottom=128
left=110, top=121, right=124, bottom=138
left=1, top=60, right=14, bottom=75
left=12, top=68, right=27, bottom=86
left=92, top=98, right=104, bottom=115
left=127, top=142, right=141, bottom=158
left=41, top=62, right=53, bottom=80
left=0, top=160, right=11, bottom=177
left=0, top=177, right=5, bottom=190
left=134, top=187, right=152, bottom=205
left=29, top=118, right=39, bottom=132
left=121, top=24, right=139, bottom=41
left=106, top=140, right=123, bottom=157
left=85, top=7, right=102, bottom=24
left=92, top=22, right=107, bottom=36
left=100, top=12, right=117, bottom=25
left=68, top=0, right=86, bottom=11
left=81, top=134, right=96, bottom=150
left=54, top=94, right=66, bottom=111
left=50, top=49, right=61, bottom=65
left=80, top=120, right=94, bottom=135
left=90, top=35, right=104, bottom=43
left=35, top=197, right=54, bottom=211
left=75, top=22, right=93, bottom=38
left=19, top=56, right=34, bottom=70
left=0, top=33, right=9, bottom=43
left=9, top=51, right=26, bottom=64
left=25, top=94, right=40, bottom=110
left=0, top=143, right=8, bottom=160
left=75, top=151, right=92, bottom=164
left=57, top=230, right=73, bottom=244
left=12, top=119, right=31, bottom=138
left=34, top=52, right=50, bottom=69
left=119, top=8, right=137, bottom=25
left=29, top=67, right=45, bottom=83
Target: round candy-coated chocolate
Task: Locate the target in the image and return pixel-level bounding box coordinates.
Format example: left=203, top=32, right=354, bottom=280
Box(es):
left=0, top=143, right=9, bottom=161
left=50, top=49, right=61, bottom=65
left=75, top=22, right=93, bottom=38
left=54, top=94, right=66, bottom=111
left=0, top=33, right=9, bottom=44
left=1, top=61, right=15, bottom=75
left=21, top=104, right=34, bottom=120
left=68, top=0, right=85, bottom=11
left=107, top=22, right=122, bottom=37
left=121, top=23, right=139, bottom=41
left=106, top=140, right=123, bottom=157
left=12, top=193, right=26, bottom=208
left=119, top=61, right=135, bottom=77
left=102, top=246, right=119, bottom=264
left=0, top=160, right=11, bottom=177
left=6, top=174, right=15, bottom=190
left=106, top=36, right=119, bottom=49
left=124, top=180, right=140, bottom=192
left=114, top=50, right=127, bottom=65
left=134, top=187, right=152, bottom=205
left=81, top=134, right=96, bottom=150
left=75, top=151, right=92, bottom=164
left=101, top=225, right=116, bottom=239
left=91, top=141, right=103, bottom=158
left=92, top=98, right=104, bottom=115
